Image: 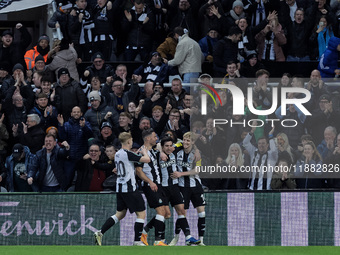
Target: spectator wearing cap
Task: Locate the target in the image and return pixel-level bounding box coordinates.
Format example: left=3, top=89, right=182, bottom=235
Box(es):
left=198, top=0, right=224, bottom=39
left=255, top=15, right=286, bottom=63
left=80, top=51, right=114, bottom=86
left=57, top=106, right=93, bottom=187
left=1, top=65, right=35, bottom=139
left=133, top=51, right=169, bottom=83
left=33, top=55, right=47, bottom=73
left=54, top=67, right=87, bottom=121
left=240, top=51, right=266, bottom=78
left=306, top=94, right=340, bottom=145
left=225, top=0, right=246, bottom=31
left=5, top=143, right=37, bottom=192
left=47, top=38, right=79, bottom=82
left=24, top=34, right=50, bottom=70
left=0, top=23, right=32, bottom=70
left=30, top=93, right=58, bottom=131
left=91, top=121, right=117, bottom=149
left=1, top=63, right=34, bottom=103
left=199, top=28, right=219, bottom=63
left=141, top=81, right=168, bottom=117
left=122, top=0, right=156, bottom=61
left=101, top=75, right=140, bottom=114
left=84, top=90, right=119, bottom=138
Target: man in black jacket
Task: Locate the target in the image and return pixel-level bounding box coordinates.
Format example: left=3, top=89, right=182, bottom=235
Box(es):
left=92, top=0, right=124, bottom=60
left=16, top=114, right=45, bottom=154
left=54, top=68, right=87, bottom=121
left=122, top=0, right=156, bottom=61
left=0, top=23, right=32, bottom=70
left=80, top=52, right=114, bottom=86
left=280, top=0, right=318, bottom=61
left=213, top=26, right=242, bottom=77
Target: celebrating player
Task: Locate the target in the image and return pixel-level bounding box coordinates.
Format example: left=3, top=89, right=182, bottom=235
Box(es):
left=94, top=132, right=152, bottom=246
left=159, top=136, right=201, bottom=246
left=170, top=132, right=206, bottom=246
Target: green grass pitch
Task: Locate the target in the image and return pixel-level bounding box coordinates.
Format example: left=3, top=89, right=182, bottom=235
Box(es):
left=2, top=246, right=340, bottom=255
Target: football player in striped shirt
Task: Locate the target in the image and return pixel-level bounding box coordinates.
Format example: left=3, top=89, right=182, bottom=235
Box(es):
left=138, top=128, right=168, bottom=246
left=94, top=132, right=155, bottom=246
left=159, top=136, right=201, bottom=246
left=170, top=132, right=206, bottom=246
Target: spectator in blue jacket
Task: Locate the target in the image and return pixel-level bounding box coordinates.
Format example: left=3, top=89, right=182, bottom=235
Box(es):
left=5, top=144, right=37, bottom=192
left=317, top=126, right=337, bottom=160
left=57, top=106, right=93, bottom=187
left=198, top=28, right=219, bottom=63
left=318, top=36, right=340, bottom=79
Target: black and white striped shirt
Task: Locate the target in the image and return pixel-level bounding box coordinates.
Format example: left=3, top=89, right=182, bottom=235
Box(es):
left=159, top=153, right=178, bottom=187
left=176, top=149, right=202, bottom=188
left=142, top=149, right=161, bottom=186
left=115, top=149, right=142, bottom=193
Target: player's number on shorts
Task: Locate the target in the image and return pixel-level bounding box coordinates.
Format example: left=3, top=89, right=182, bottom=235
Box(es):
left=117, top=161, right=126, bottom=177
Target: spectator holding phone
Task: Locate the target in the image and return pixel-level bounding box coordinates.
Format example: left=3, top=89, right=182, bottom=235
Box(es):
left=57, top=106, right=93, bottom=188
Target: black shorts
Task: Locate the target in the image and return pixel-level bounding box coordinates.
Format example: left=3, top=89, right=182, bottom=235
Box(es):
left=142, top=184, right=166, bottom=209
left=162, top=185, right=185, bottom=207
left=116, top=191, right=146, bottom=213
left=180, top=185, right=206, bottom=210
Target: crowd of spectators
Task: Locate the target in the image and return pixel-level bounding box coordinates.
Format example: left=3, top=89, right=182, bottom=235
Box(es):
left=1, top=0, right=340, bottom=192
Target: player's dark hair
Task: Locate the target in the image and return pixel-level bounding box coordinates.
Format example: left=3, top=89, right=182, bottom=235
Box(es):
left=161, top=137, right=173, bottom=147
left=142, top=128, right=155, bottom=140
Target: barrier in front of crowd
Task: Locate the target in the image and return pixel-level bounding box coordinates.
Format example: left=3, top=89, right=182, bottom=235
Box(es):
left=0, top=191, right=339, bottom=246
